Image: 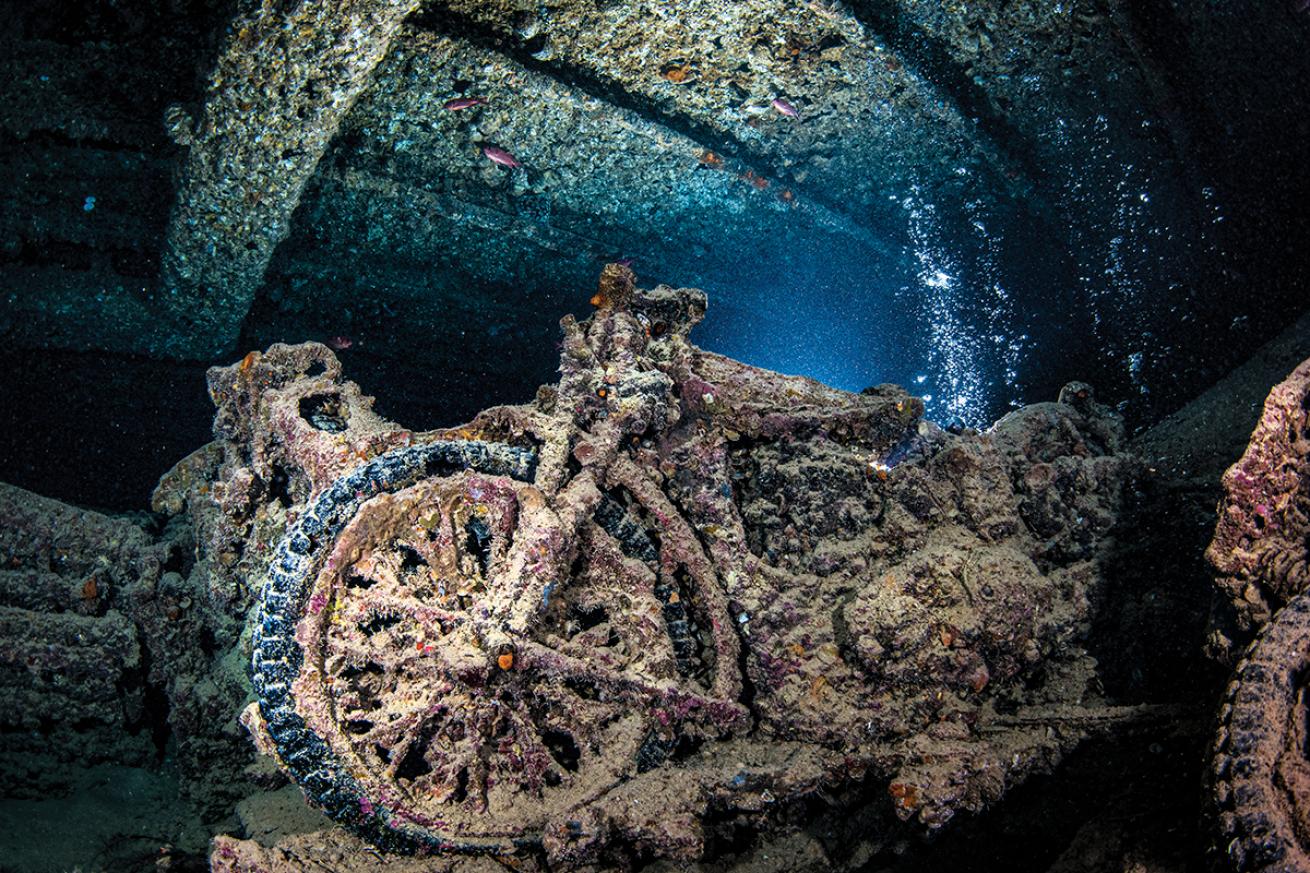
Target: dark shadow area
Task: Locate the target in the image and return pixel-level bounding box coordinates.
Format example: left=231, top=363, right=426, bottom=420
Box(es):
left=0, top=350, right=213, bottom=511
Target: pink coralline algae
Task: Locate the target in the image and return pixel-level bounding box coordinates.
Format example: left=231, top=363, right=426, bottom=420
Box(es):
left=202, top=266, right=1144, bottom=869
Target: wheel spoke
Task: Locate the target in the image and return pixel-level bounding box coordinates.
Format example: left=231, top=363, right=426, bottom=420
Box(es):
left=286, top=465, right=705, bottom=844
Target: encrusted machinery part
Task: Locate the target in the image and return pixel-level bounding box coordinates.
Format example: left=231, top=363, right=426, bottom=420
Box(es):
left=1209, top=591, right=1310, bottom=873
left=1207, top=356, right=1310, bottom=642
left=0, top=481, right=162, bottom=793
left=1205, top=356, right=1310, bottom=870
left=155, top=340, right=414, bottom=612
left=0, top=605, right=147, bottom=786
left=0, top=477, right=253, bottom=814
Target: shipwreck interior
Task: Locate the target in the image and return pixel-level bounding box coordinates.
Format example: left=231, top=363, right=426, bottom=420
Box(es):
left=0, top=0, right=1309, bottom=871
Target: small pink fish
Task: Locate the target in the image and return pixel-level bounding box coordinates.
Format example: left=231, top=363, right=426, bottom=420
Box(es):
left=483, top=145, right=521, bottom=168
left=444, top=96, right=487, bottom=111
left=327, top=335, right=353, bottom=350
left=771, top=97, right=799, bottom=118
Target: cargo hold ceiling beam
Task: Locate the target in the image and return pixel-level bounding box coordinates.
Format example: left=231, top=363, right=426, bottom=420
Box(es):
left=153, top=0, right=420, bottom=359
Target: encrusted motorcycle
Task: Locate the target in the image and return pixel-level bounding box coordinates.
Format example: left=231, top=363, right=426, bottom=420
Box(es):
left=192, top=265, right=1139, bottom=867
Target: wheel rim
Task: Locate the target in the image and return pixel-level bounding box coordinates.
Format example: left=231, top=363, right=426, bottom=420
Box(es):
left=251, top=439, right=745, bottom=854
